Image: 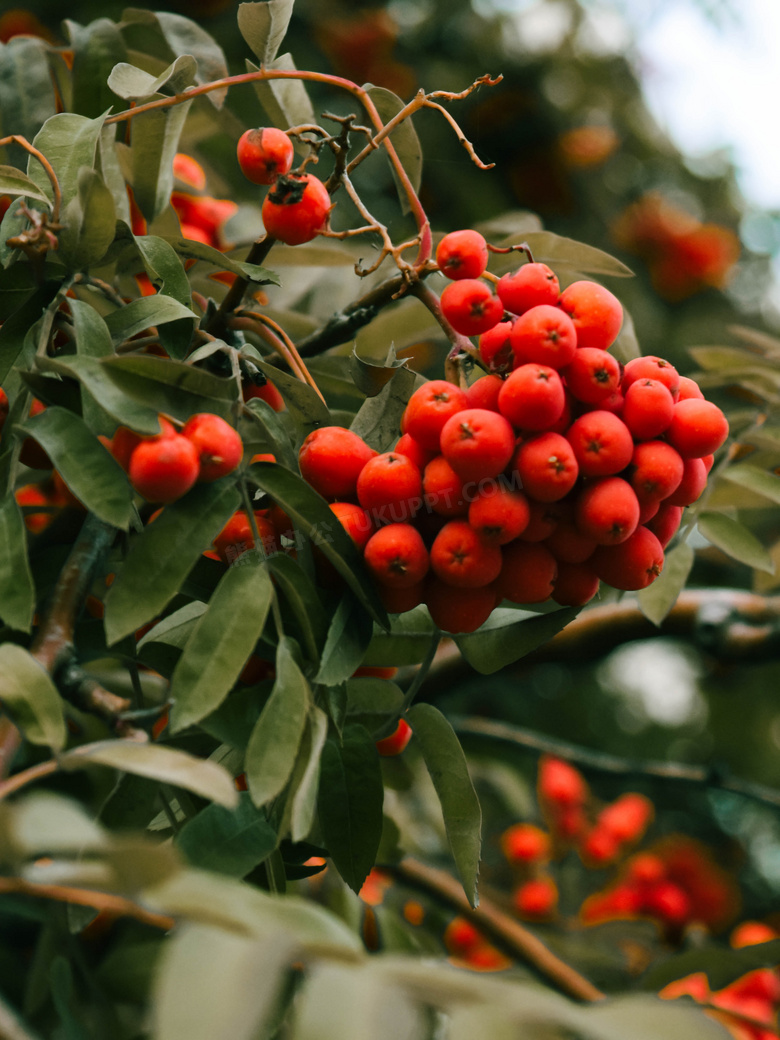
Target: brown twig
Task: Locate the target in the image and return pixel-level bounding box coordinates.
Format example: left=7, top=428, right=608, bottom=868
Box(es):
left=385, top=857, right=604, bottom=1003
left=0, top=876, right=174, bottom=932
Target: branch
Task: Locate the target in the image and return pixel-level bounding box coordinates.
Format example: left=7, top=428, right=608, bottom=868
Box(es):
left=0, top=876, right=174, bottom=932
left=452, top=715, right=780, bottom=811
left=30, top=512, right=116, bottom=675
left=385, top=857, right=604, bottom=1003
left=295, top=274, right=407, bottom=357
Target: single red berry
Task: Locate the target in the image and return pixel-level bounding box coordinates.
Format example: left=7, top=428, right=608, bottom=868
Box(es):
left=363, top=523, right=429, bottom=588
left=563, top=347, right=621, bottom=405
left=591, top=525, right=664, bottom=591
left=513, top=876, right=558, bottom=919
left=575, top=476, right=640, bottom=545
left=298, top=426, right=376, bottom=501
left=666, top=398, right=729, bottom=458
left=402, top=380, right=469, bottom=452
left=512, top=432, right=579, bottom=502
left=566, top=410, right=634, bottom=478
left=237, top=127, right=294, bottom=184
left=128, top=433, right=200, bottom=503
left=375, top=718, right=413, bottom=756
left=478, top=321, right=514, bottom=374
left=329, top=501, right=374, bottom=550
left=468, top=483, right=531, bottom=544
left=439, top=408, right=516, bottom=481
left=629, top=441, right=684, bottom=504
left=622, top=378, right=675, bottom=440
left=261, top=173, right=331, bottom=245
left=498, top=364, right=566, bottom=431
left=182, top=413, right=243, bottom=482
left=425, top=577, right=496, bottom=633
left=494, top=540, right=558, bottom=604
left=538, top=755, right=587, bottom=807
left=436, top=229, right=488, bottom=280
left=465, top=373, right=503, bottom=412
left=423, top=455, right=469, bottom=518
left=440, top=278, right=504, bottom=337
left=501, top=823, right=551, bottom=865
left=430, top=519, right=503, bottom=588
left=357, top=451, right=423, bottom=523
left=497, top=262, right=560, bottom=315
left=621, top=355, right=680, bottom=399
left=509, top=304, right=577, bottom=370
left=557, top=280, right=623, bottom=350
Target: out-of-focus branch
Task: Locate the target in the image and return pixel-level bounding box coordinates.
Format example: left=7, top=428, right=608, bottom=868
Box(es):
left=385, top=857, right=604, bottom=1003
left=452, top=715, right=780, bottom=811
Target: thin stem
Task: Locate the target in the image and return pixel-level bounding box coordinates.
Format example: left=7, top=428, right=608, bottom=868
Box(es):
left=0, top=876, right=174, bottom=932
left=385, top=857, right=604, bottom=1003
left=0, top=134, right=62, bottom=222
left=0, top=759, right=58, bottom=802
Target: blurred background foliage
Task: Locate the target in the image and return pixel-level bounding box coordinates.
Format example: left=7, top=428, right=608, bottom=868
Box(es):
left=3, top=0, right=780, bottom=953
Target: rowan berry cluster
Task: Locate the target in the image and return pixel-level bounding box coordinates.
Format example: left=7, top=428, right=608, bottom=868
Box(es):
left=296, top=234, right=728, bottom=632
left=107, top=412, right=243, bottom=504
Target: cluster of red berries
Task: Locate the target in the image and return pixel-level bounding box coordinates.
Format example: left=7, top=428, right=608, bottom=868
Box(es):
left=661, top=921, right=780, bottom=1040
left=297, top=300, right=727, bottom=633
left=498, top=756, right=654, bottom=922
left=105, top=412, right=243, bottom=504
left=236, top=126, right=331, bottom=246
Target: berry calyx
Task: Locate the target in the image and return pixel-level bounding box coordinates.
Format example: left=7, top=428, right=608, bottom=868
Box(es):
left=261, top=173, right=331, bottom=245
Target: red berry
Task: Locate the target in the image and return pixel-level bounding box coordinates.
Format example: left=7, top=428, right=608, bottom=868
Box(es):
left=575, top=477, right=640, bottom=545
left=566, top=410, right=634, bottom=477
left=557, top=280, right=623, bottom=350
left=436, top=229, right=488, bottom=280
left=550, top=561, right=600, bottom=606
left=440, top=278, right=504, bottom=337
left=667, top=398, right=729, bottom=458
left=629, top=441, right=684, bottom=504
left=621, top=378, right=675, bottom=440
left=498, top=364, right=566, bottom=431
left=425, top=577, right=496, bottom=633
left=298, top=427, right=376, bottom=501
left=375, top=718, right=413, bottom=756
left=237, top=127, right=294, bottom=184
left=512, top=876, right=558, bottom=919
left=261, top=173, right=331, bottom=245
left=591, top=525, right=664, bottom=591
left=464, top=374, right=503, bottom=412
left=563, top=347, right=621, bottom=405
left=422, top=455, right=469, bottom=518
left=512, top=432, right=579, bottom=502
left=128, top=433, right=200, bottom=503
left=509, top=304, right=577, bottom=370
left=501, top=823, right=551, bottom=864
left=478, top=321, right=514, bottom=374
left=329, top=501, right=374, bottom=550
left=621, top=356, right=680, bottom=399
left=403, top=380, right=469, bottom=452
left=363, top=523, right=429, bottom=588
left=439, top=408, right=516, bottom=481
left=468, top=483, right=531, bottom=544
left=538, top=755, right=587, bottom=807
left=357, top=451, right=423, bottom=523
left=497, top=262, right=559, bottom=315
left=182, top=413, right=243, bottom=482
left=494, top=541, right=557, bottom=604
left=430, top=519, right=503, bottom=588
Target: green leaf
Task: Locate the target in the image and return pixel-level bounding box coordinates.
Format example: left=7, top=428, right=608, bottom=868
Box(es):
left=94, top=354, right=236, bottom=425
left=350, top=345, right=408, bottom=398
left=165, top=237, right=280, bottom=285
left=288, top=705, right=329, bottom=843
left=61, top=740, right=239, bottom=809
left=349, top=364, right=418, bottom=452
left=176, top=793, right=277, bottom=877
left=97, top=124, right=131, bottom=224
left=70, top=298, right=113, bottom=358
left=266, top=553, right=326, bottom=664
left=16, top=406, right=135, bottom=530
left=65, top=18, right=128, bottom=120
left=455, top=606, right=580, bottom=674
left=247, top=462, right=389, bottom=627
left=0, top=644, right=66, bottom=749
left=245, top=636, right=311, bottom=807
left=58, top=168, right=117, bottom=270
left=0, top=165, right=50, bottom=205
left=345, top=677, right=405, bottom=737
left=29, top=112, right=107, bottom=210
left=104, top=295, right=196, bottom=344
left=103, top=482, right=241, bottom=644
left=361, top=605, right=437, bottom=666
left=520, top=231, right=634, bottom=277
left=252, top=358, right=330, bottom=434
left=152, top=924, right=293, bottom=1040
left=130, top=101, right=193, bottom=222
left=238, top=0, right=295, bottom=65
left=367, top=86, right=423, bottom=215
left=638, top=543, right=695, bottom=626
left=317, top=723, right=384, bottom=893
left=108, top=55, right=198, bottom=101
left=0, top=496, right=35, bottom=632
left=315, top=592, right=375, bottom=685
left=407, top=703, right=481, bottom=907
left=721, top=463, right=780, bottom=505
left=248, top=53, right=315, bottom=132
left=697, top=512, right=775, bottom=573
left=133, top=235, right=192, bottom=307
left=169, top=557, right=274, bottom=732
left=0, top=38, right=57, bottom=167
